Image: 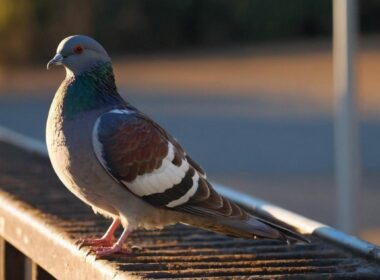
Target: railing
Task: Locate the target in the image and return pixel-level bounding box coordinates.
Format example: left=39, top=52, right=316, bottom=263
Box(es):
left=0, top=127, right=380, bottom=279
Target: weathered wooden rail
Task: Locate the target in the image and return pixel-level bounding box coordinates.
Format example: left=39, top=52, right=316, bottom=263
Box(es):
left=0, top=128, right=380, bottom=279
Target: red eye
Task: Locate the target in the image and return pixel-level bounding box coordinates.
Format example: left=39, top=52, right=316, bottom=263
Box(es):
left=73, top=45, right=83, bottom=54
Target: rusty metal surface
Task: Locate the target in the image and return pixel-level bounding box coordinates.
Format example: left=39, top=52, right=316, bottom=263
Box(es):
left=0, top=141, right=380, bottom=279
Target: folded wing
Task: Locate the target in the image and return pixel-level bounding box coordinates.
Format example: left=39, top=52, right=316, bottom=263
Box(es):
left=92, top=108, right=307, bottom=242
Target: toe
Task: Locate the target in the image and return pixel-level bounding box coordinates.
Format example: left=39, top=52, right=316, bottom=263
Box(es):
left=94, top=244, right=129, bottom=259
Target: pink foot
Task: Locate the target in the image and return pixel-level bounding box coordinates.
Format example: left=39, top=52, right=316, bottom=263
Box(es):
left=76, top=219, right=121, bottom=250
left=94, top=243, right=130, bottom=259
left=79, top=225, right=131, bottom=259
left=76, top=237, right=115, bottom=249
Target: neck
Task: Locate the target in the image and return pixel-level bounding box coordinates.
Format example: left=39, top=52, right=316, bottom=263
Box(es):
left=60, top=62, right=123, bottom=119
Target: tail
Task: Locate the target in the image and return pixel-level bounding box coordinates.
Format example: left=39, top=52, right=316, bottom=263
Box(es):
left=255, top=217, right=310, bottom=243
left=210, top=213, right=309, bottom=244
left=172, top=175, right=308, bottom=243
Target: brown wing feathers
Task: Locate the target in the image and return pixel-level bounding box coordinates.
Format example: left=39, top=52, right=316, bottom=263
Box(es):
left=97, top=111, right=168, bottom=182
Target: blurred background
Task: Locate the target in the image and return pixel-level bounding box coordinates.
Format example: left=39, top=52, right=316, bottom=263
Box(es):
left=0, top=0, right=379, bottom=242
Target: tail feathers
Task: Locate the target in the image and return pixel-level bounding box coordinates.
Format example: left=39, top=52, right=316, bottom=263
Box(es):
left=215, top=215, right=309, bottom=244
left=256, top=217, right=310, bottom=244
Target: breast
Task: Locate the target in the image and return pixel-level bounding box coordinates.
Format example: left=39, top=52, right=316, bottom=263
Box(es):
left=46, top=101, right=120, bottom=217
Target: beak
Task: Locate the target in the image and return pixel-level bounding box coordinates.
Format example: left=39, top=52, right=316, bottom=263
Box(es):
left=47, top=53, right=63, bottom=70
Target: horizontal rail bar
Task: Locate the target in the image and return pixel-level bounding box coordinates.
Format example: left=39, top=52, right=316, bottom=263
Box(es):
left=0, top=126, right=47, bottom=156
left=215, top=184, right=380, bottom=263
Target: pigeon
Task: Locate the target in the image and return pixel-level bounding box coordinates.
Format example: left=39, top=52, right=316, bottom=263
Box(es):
left=46, top=35, right=307, bottom=258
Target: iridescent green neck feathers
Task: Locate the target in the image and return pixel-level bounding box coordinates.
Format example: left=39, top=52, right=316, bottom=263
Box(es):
left=60, top=62, right=123, bottom=119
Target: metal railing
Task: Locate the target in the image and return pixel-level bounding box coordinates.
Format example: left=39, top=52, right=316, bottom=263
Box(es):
left=0, top=127, right=379, bottom=279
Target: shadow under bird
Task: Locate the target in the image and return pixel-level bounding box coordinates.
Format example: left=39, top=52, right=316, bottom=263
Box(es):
left=46, top=35, right=307, bottom=258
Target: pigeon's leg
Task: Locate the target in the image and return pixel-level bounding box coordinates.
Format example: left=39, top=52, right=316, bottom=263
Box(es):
left=95, top=227, right=131, bottom=258
left=76, top=218, right=121, bottom=248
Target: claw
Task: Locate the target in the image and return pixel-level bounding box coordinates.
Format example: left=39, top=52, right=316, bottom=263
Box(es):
left=85, top=249, right=93, bottom=257
left=131, top=245, right=142, bottom=251
left=76, top=239, right=89, bottom=249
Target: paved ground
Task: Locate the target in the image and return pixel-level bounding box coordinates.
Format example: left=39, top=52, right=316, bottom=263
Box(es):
left=0, top=38, right=379, bottom=242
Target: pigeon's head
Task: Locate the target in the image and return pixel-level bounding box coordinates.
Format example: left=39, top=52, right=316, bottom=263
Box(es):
left=47, top=35, right=111, bottom=75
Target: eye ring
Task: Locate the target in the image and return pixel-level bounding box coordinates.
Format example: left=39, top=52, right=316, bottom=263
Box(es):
left=73, top=45, right=84, bottom=54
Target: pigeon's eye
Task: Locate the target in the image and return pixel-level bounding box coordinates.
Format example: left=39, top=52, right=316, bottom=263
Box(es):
left=73, top=45, right=84, bottom=54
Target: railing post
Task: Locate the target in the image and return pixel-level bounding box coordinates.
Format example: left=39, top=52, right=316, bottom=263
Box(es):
left=5, top=243, right=26, bottom=280
left=333, top=0, right=360, bottom=234
left=24, top=257, right=37, bottom=280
